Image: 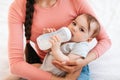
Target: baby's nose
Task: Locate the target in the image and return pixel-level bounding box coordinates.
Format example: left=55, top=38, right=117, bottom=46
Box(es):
left=73, top=27, right=78, bottom=32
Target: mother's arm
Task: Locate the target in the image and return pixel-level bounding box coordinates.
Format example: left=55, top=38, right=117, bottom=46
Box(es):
left=52, top=0, right=111, bottom=74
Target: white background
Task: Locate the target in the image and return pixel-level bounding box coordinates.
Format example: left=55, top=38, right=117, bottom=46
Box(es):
left=0, top=0, right=120, bottom=80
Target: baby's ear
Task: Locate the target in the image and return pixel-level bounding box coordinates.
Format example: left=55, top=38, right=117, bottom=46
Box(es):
left=87, top=38, right=93, bottom=42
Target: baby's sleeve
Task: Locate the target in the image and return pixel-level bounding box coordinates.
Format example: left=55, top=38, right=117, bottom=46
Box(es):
left=70, top=42, right=89, bottom=58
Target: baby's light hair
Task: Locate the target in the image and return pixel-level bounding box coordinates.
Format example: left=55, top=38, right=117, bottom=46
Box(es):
left=82, top=14, right=100, bottom=38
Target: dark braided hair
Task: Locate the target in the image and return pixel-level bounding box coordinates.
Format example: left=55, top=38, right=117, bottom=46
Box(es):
left=24, top=0, right=41, bottom=64
left=24, top=0, right=35, bottom=40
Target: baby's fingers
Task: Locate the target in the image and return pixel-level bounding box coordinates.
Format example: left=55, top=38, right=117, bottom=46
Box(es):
left=43, top=28, right=56, bottom=33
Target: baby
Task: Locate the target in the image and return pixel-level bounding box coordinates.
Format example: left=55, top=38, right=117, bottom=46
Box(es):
left=38, top=14, right=100, bottom=76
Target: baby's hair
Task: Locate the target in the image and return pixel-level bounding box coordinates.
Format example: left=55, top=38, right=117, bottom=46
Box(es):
left=82, top=14, right=100, bottom=38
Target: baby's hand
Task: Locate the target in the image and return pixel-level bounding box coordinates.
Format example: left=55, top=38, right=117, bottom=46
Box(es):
left=43, top=28, right=56, bottom=34
left=49, top=35, right=62, bottom=50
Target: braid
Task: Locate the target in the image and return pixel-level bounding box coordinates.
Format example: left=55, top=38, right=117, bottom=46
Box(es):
left=24, top=0, right=35, bottom=40
left=24, top=0, right=41, bottom=64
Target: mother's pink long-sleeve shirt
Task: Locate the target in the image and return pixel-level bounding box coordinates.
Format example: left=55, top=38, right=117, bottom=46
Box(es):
left=8, top=0, right=111, bottom=80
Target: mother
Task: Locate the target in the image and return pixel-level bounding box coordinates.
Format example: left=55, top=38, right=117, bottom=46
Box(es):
left=8, top=0, right=111, bottom=80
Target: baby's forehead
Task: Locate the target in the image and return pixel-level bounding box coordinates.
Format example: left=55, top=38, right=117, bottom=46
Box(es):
left=75, top=15, right=89, bottom=28
left=77, top=14, right=97, bottom=27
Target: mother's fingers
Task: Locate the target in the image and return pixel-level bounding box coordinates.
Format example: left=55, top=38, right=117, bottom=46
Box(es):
left=52, top=60, right=77, bottom=73
left=56, top=64, right=76, bottom=73
left=65, top=60, right=78, bottom=66
left=52, top=59, right=77, bottom=66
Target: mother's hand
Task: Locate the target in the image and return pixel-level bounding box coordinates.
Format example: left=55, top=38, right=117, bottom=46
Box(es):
left=52, top=58, right=87, bottom=73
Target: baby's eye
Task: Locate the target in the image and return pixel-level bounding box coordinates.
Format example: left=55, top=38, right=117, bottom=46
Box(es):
left=72, top=22, right=76, bottom=26
left=79, top=28, right=84, bottom=32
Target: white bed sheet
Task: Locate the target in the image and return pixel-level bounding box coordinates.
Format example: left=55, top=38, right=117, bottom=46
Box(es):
left=0, top=0, right=120, bottom=80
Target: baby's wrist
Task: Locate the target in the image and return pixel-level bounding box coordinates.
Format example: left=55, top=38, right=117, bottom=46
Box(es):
left=51, top=47, right=61, bottom=52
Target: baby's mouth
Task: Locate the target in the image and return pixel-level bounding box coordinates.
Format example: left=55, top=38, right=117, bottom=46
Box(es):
left=69, top=29, right=74, bottom=38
